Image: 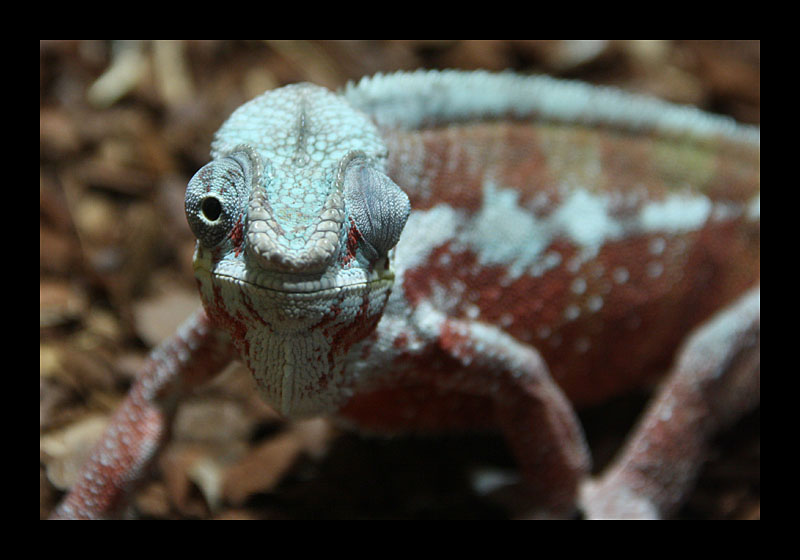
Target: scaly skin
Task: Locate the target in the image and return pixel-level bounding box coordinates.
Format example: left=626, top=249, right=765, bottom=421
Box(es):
left=52, top=70, right=759, bottom=519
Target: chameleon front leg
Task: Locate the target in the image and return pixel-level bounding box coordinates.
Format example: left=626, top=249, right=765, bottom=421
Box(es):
left=437, top=318, right=592, bottom=517
left=581, top=286, right=760, bottom=519
left=50, top=308, right=235, bottom=519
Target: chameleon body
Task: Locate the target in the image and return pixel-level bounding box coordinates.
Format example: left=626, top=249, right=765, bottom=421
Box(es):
left=51, top=70, right=760, bottom=519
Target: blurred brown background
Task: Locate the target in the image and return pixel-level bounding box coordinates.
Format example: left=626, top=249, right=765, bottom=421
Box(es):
left=40, top=40, right=760, bottom=519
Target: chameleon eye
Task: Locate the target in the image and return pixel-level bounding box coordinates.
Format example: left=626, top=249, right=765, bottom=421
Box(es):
left=201, top=196, right=223, bottom=222
left=185, top=147, right=256, bottom=248
left=343, top=159, right=410, bottom=261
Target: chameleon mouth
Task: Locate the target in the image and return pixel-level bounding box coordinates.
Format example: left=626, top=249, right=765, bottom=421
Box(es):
left=193, top=246, right=395, bottom=295
left=212, top=270, right=393, bottom=295
left=200, top=261, right=395, bottom=296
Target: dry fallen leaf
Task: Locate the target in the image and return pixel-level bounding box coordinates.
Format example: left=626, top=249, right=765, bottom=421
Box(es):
left=223, top=418, right=336, bottom=506
left=40, top=414, right=109, bottom=490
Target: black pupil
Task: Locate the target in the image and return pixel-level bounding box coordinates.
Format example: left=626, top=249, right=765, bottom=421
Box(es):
left=201, top=197, right=222, bottom=221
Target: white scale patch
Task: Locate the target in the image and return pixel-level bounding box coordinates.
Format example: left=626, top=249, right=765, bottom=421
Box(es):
left=639, top=195, right=711, bottom=233
left=345, top=70, right=760, bottom=147
left=462, top=181, right=550, bottom=277
left=392, top=178, right=749, bottom=302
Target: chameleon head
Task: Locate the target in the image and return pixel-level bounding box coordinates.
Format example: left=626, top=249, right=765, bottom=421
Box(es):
left=184, top=83, right=410, bottom=417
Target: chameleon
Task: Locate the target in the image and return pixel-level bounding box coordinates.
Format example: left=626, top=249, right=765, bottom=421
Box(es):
left=50, top=69, right=760, bottom=519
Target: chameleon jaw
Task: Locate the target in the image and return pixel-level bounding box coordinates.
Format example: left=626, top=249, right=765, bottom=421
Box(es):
left=196, top=265, right=395, bottom=417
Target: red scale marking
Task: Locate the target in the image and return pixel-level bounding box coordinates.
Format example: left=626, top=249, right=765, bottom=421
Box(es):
left=240, top=289, right=269, bottom=328
left=379, top=120, right=760, bottom=414
left=595, top=129, right=662, bottom=195
left=339, top=349, right=497, bottom=433
left=393, top=332, right=408, bottom=349
left=396, top=218, right=758, bottom=408
left=323, top=294, right=382, bottom=369
left=494, top=124, right=562, bottom=210
left=197, top=165, right=214, bottom=191
left=207, top=282, right=250, bottom=359
left=707, top=151, right=760, bottom=202
left=390, top=122, right=760, bottom=219
left=408, top=129, right=486, bottom=211
left=343, top=218, right=361, bottom=265
left=229, top=215, right=245, bottom=256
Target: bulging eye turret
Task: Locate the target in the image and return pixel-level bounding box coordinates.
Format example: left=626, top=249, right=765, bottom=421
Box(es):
left=185, top=146, right=259, bottom=248
left=343, top=158, right=410, bottom=262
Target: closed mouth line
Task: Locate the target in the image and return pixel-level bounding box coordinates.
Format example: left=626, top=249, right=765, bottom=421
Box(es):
left=210, top=271, right=392, bottom=295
